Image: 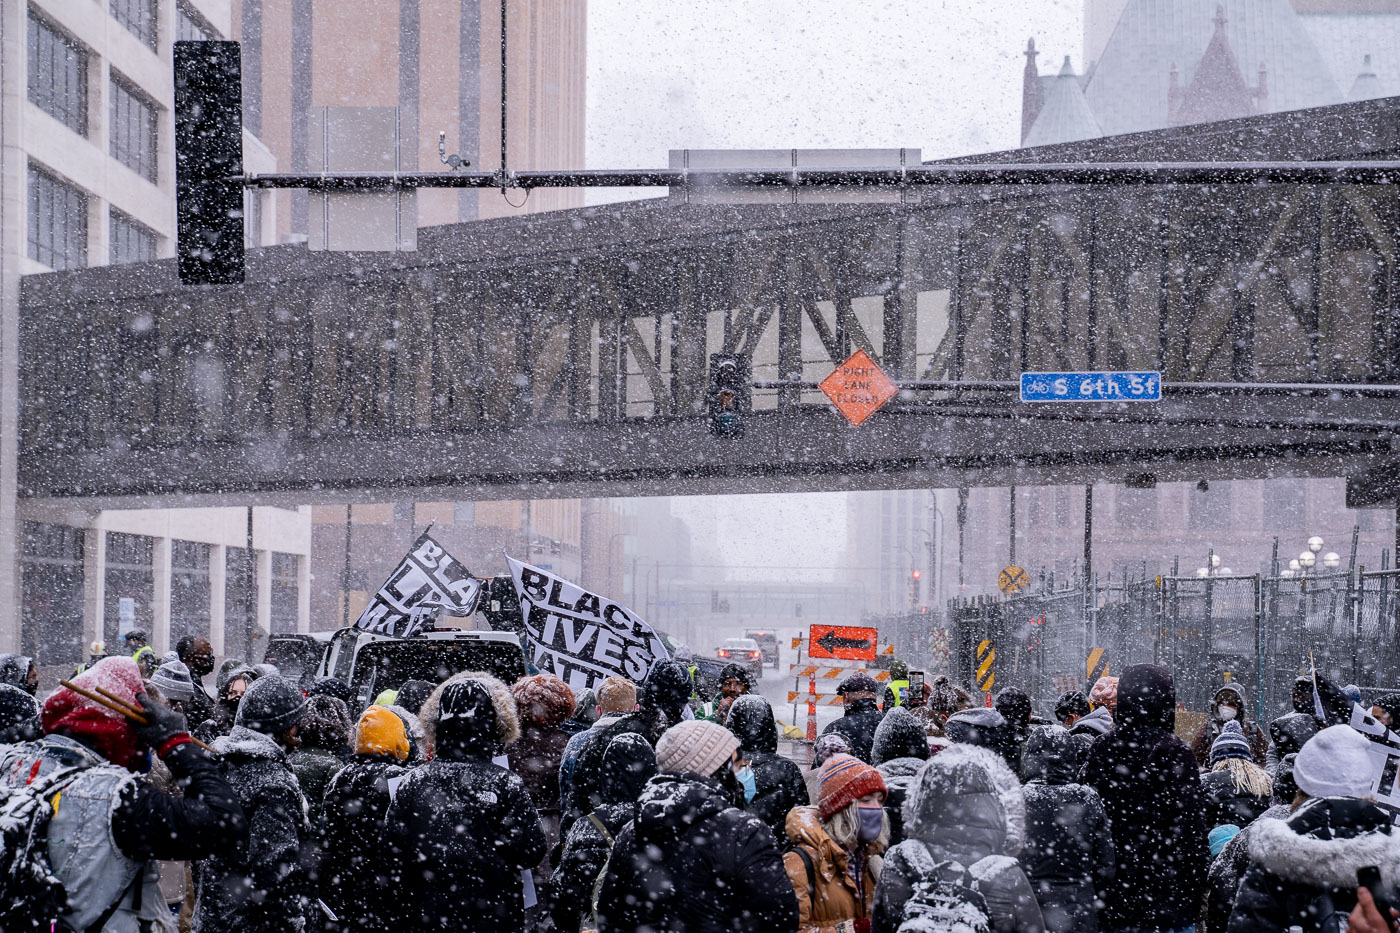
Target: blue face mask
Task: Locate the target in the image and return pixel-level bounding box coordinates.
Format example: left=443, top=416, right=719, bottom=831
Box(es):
left=736, top=765, right=757, bottom=803
left=858, top=806, right=884, bottom=843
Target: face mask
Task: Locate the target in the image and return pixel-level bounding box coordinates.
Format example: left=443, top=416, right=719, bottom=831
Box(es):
left=1218, top=705, right=1237, bottom=721
left=736, top=765, right=757, bottom=804
left=858, top=807, right=884, bottom=843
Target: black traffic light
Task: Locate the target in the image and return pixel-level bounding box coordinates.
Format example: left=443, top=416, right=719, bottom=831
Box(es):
left=909, top=569, right=921, bottom=606
left=708, top=353, right=750, bottom=437
left=174, top=40, right=245, bottom=285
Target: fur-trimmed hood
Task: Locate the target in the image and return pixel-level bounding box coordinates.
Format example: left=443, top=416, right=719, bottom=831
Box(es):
left=419, top=671, right=519, bottom=755
left=1248, top=797, right=1400, bottom=889
left=902, top=741, right=1026, bottom=860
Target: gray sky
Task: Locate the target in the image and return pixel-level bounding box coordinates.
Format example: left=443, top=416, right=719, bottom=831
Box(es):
left=586, top=1, right=1083, bottom=580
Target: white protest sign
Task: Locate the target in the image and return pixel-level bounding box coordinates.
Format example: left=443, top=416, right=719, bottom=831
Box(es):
left=1348, top=703, right=1400, bottom=811
left=506, top=556, right=669, bottom=694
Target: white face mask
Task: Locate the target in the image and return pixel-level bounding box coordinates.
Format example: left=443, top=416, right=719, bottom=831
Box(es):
left=1218, top=705, right=1238, bottom=721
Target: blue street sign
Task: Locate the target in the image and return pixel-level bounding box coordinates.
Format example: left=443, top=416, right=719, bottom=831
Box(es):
left=1020, top=371, right=1162, bottom=403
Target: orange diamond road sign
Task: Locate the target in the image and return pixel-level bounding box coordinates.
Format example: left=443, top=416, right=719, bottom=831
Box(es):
left=819, top=350, right=898, bottom=426
left=807, top=624, right=879, bottom=661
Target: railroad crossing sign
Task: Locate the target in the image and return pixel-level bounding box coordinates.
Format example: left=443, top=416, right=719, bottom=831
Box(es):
left=819, top=349, right=898, bottom=426
left=807, top=624, right=879, bottom=661
left=1087, top=647, right=1110, bottom=687
left=998, top=566, right=1029, bottom=595
left=976, top=639, right=996, bottom=692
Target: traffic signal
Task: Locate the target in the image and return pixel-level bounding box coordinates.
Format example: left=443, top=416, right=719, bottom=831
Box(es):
left=174, top=41, right=245, bottom=285
left=909, top=569, right=921, bottom=605
left=708, top=353, right=750, bottom=437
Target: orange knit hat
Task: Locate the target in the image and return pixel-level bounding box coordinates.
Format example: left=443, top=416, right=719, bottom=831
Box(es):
left=817, top=753, right=887, bottom=819
left=354, top=705, right=410, bottom=761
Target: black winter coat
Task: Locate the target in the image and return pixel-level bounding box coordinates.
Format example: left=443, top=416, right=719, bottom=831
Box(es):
left=1020, top=728, right=1114, bottom=933
left=1227, top=796, right=1400, bottom=933
left=566, top=706, right=669, bottom=826
left=386, top=751, right=547, bottom=933
left=320, top=754, right=407, bottom=933
left=1205, top=802, right=1290, bottom=933
left=872, top=706, right=932, bottom=844
left=727, top=695, right=809, bottom=841
left=288, top=745, right=344, bottom=826
left=551, top=732, right=657, bottom=933
left=820, top=697, right=884, bottom=764
left=1265, top=710, right=1319, bottom=774
left=595, top=771, right=799, bottom=933
left=1079, top=664, right=1209, bottom=932
left=193, top=725, right=313, bottom=933
left=1200, top=768, right=1272, bottom=829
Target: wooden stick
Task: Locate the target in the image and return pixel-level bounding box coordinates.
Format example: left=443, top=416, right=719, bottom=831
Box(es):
left=59, top=680, right=217, bottom=753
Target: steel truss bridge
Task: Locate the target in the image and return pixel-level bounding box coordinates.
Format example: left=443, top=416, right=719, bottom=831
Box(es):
left=18, top=97, right=1400, bottom=507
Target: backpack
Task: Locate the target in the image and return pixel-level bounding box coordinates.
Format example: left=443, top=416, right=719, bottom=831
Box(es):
left=0, top=763, right=87, bottom=931
left=896, top=858, right=992, bottom=933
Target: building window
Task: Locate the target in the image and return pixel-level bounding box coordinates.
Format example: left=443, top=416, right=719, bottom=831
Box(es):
left=110, top=210, right=157, bottom=264
left=110, top=0, right=157, bottom=49
left=110, top=75, right=158, bottom=182
left=27, top=165, right=88, bottom=271
left=22, top=522, right=85, bottom=666
left=270, top=552, right=300, bottom=634
left=170, top=540, right=211, bottom=645
left=104, top=532, right=154, bottom=649
left=1263, top=479, right=1307, bottom=531
left=176, top=2, right=218, bottom=41
left=27, top=11, right=87, bottom=135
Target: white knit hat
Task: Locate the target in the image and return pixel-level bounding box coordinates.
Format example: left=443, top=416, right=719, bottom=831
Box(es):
left=1293, top=724, right=1375, bottom=799
left=655, top=720, right=740, bottom=777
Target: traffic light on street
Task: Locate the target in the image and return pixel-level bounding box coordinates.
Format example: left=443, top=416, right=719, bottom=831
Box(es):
left=708, top=353, right=750, bottom=437
left=909, top=569, right=921, bottom=605
left=174, top=41, right=245, bottom=285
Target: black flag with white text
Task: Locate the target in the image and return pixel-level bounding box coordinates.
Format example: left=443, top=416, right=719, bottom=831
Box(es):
left=354, top=532, right=483, bottom=638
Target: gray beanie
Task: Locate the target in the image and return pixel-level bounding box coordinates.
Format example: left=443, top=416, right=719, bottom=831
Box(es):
left=235, top=674, right=308, bottom=735
left=149, top=659, right=195, bottom=702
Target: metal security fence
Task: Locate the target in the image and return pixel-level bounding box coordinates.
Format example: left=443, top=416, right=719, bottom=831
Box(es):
left=948, top=562, right=1400, bottom=720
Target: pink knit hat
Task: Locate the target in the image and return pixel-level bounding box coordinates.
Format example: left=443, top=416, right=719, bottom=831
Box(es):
left=1090, top=676, right=1119, bottom=711
left=817, top=753, right=887, bottom=819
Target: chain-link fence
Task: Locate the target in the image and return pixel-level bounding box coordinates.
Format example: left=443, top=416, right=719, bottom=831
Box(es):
left=946, top=565, right=1400, bottom=720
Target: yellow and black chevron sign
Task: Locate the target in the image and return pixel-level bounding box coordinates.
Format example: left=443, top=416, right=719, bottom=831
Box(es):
left=1087, top=647, right=1110, bottom=688
left=976, top=639, right=996, bottom=692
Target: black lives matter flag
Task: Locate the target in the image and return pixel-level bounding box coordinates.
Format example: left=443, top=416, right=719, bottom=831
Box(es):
left=354, top=532, right=483, bottom=638
left=507, top=556, right=669, bottom=694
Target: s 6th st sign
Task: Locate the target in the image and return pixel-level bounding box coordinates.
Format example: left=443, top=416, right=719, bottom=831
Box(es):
left=1020, top=371, right=1161, bottom=403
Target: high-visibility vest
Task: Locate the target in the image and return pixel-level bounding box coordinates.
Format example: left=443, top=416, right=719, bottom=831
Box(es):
left=888, top=679, right=909, bottom=708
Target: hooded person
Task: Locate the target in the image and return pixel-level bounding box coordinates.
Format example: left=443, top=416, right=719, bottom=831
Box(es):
left=385, top=672, right=547, bottom=933
left=996, top=688, right=1035, bottom=776
left=871, top=706, right=930, bottom=846
left=307, top=676, right=357, bottom=707
left=1266, top=677, right=1322, bottom=773
left=559, top=686, right=599, bottom=735
left=594, top=719, right=799, bottom=933
left=195, top=662, right=259, bottom=742
left=288, top=693, right=351, bottom=823
left=1201, top=720, right=1273, bottom=830
left=175, top=634, right=217, bottom=725
left=1020, top=726, right=1114, bottom=933
left=707, top=662, right=755, bottom=723
left=0, top=682, right=41, bottom=745
left=871, top=741, right=1045, bottom=933
left=1079, top=663, right=1209, bottom=933
left=1054, top=692, right=1092, bottom=730
left=565, top=660, right=691, bottom=827
left=945, top=705, right=1023, bottom=774
left=321, top=705, right=413, bottom=933
left=819, top=672, right=886, bottom=765
left=1190, top=682, right=1269, bottom=768
left=0, top=656, right=245, bottom=933
left=1226, top=725, right=1400, bottom=933
left=726, top=693, right=809, bottom=840
left=550, top=732, right=658, bottom=933
left=193, top=674, right=314, bottom=933
left=393, top=678, right=435, bottom=717
left=0, top=652, right=37, bottom=695
left=784, top=754, right=889, bottom=933
left=911, top=675, right=971, bottom=745
left=807, top=733, right=854, bottom=803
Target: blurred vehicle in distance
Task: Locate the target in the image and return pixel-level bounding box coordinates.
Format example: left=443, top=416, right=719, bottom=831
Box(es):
left=745, top=629, right=780, bottom=669
left=717, top=637, right=764, bottom=681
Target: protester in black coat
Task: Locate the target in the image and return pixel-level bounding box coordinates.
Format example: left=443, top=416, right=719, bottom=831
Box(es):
left=565, top=660, right=691, bottom=827
left=0, top=683, right=41, bottom=744
left=195, top=662, right=258, bottom=742
left=946, top=705, right=1023, bottom=774
left=596, top=719, right=799, bottom=933
left=320, top=705, right=411, bottom=933
left=386, top=672, right=547, bottom=933
left=1020, top=727, right=1114, bottom=933
left=1265, top=678, right=1320, bottom=774
left=820, top=672, right=885, bottom=764
left=871, top=705, right=929, bottom=846
left=551, top=732, right=658, bottom=933
left=727, top=693, right=809, bottom=840
left=997, top=687, right=1035, bottom=776
left=1080, top=663, right=1209, bottom=933
left=194, top=675, right=313, bottom=933
left=1201, top=721, right=1273, bottom=830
